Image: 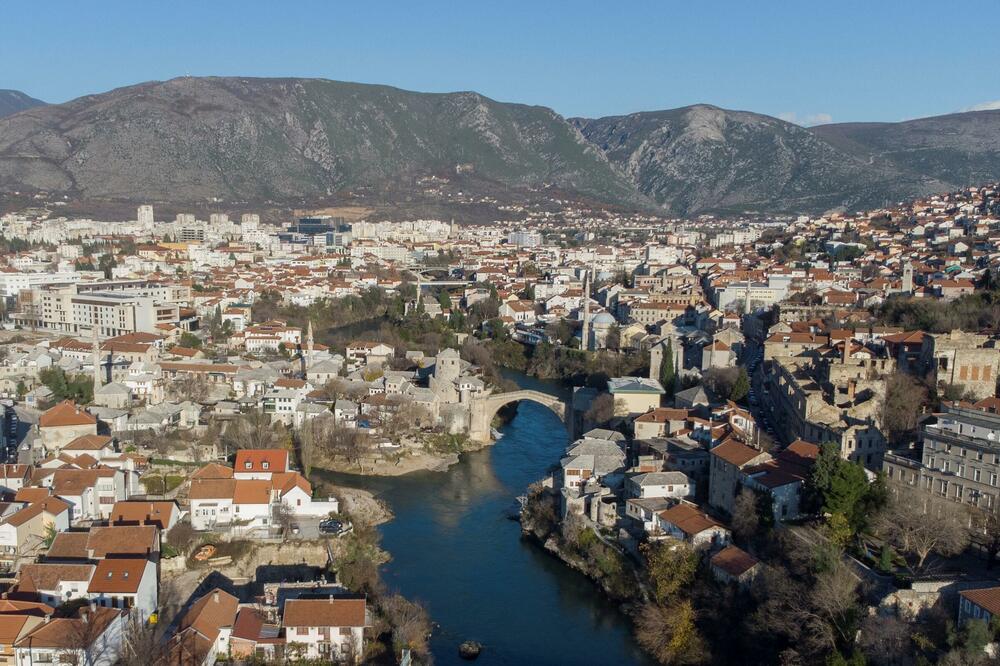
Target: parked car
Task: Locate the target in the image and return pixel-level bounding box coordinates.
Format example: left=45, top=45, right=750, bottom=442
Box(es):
left=319, top=519, right=353, bottom=536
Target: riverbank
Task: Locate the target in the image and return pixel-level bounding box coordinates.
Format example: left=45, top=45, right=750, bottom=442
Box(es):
left=336, top=486, right=394, bottom=526
left=311, top=390, right=652, bottom=665
left=520, top=484, right=646, bottom=605
left=313, top=430, right=497, bottom=477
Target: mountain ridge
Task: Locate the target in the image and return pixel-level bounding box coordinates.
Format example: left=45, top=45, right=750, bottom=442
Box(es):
left=0, top=76, right=998, bottom=215
left=0, top=89, right=46, bottom=118
left=0, top=76, right=648, bottom=210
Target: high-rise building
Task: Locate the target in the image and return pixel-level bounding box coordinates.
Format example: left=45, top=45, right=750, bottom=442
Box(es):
left=508, top=230, right=542, bottom=247
left=137, top=205, right=154, bottom=228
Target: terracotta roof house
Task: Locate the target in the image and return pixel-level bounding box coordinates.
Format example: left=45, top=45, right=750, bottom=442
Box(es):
left=710, top=545, right=760, bottom=586
left=233, top=449, right=289, bottom=479
left=14, top=606, right=125, bottom=666
left=282, top=596, right=367, bottom=660
left=959, top=586, right=1000, bottom=626
left=230, top=608, right=284, bottom=661
left=168, top=588, right=240, bottom=666
left=655, top=502, right=730, bottom=548
left=191, top=463, right=234, bottom=480
left=87, top=557, right=158, bottom=618
left=38, top=401, right=98, bottom=453
left=109, top=500, right=179, bottom=530
left=708, top=440, right=771, bottom=515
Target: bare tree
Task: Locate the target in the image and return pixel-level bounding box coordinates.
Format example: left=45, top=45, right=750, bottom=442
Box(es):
left=221, top=410, right=278, bottom=453
left=971, top=505, right=1000, bottom=569
left=876, top=487, right=970, bottom=570
left=858, top=614, right=914, bottom=666
left=755, top=559, right=862, bottom=658
left=165, top=521, right=195, bottom=556
left=170, top=373, right=209, bottom=403
left=585, top=393, right=615, bottom=425
left=880, top=372, right=929, bottom=446
left=382, top=398, right=427, bottom=438
left=731, top=487, right=760, bottom=544
left=56, top=606, right=124, bottom=666
left=273, top=500, right=295, bottom=535
left=634, top=600, right=708, bottom=665
left=315, top=423, right=371, bottom=468
left=378, top=595, right=431, bottom=660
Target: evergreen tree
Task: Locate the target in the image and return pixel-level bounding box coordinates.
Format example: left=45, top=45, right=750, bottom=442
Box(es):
left=730, top=367, right=750, bottom=402
left=803, top=441, right=840, bottom=514
left=660, top=339, right=675, bottom=397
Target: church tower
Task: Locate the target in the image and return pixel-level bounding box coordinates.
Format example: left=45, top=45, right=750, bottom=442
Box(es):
left=902, top=262, right=914, bottom=294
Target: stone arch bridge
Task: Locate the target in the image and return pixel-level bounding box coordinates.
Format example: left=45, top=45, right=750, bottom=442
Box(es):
left=469, top=390, right=573, bottom=443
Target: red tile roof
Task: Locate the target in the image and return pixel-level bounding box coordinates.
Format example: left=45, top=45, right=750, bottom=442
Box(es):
left=961, top=586, right=1000, bottom=617
left=39, top=401, right=97, bottom=429
left=710, top=440, right=767, bottom=468
left=234, top=449, right=289, bottom=475
left=711, top=545, right=759, bottom=577
left=657, top=503, right=722, bottom=537
left=282, top=597, right=366, bottom=628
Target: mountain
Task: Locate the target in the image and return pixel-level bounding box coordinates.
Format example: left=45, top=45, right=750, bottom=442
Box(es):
left=0, top=89, right=46, bottom=118
left=0, top=77, right=644, bottom=207
left=1, top=77, right=999, bottom=215
left=572, top=105, right=952, bottom=216
left=811, top=110, right=1000, bottom=189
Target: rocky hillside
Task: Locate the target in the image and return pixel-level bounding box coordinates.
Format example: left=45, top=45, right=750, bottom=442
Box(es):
left=811, top=110, right=1000, bottom=190
left=0, top=89, right=45, bottom=118
left=0, top=77, right=643, bottom=207
left=1, top=77, right=999, bottom=215
left=572, top=105, right=950, bottom=215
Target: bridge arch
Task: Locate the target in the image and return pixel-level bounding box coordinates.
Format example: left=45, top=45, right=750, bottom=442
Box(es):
left=469, top=389, right=572, bottom=442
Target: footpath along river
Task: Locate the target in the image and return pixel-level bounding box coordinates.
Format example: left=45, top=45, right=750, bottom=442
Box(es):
left=317, top=371, right=651, bottom=665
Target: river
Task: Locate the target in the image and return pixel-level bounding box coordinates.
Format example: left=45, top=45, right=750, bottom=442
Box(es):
left=316, top=371, right=651, bottom=665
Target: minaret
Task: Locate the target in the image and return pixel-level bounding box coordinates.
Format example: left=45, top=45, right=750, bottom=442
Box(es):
left=743, top=279, right=752, bottom=315
left=91, top=327, right=102, bottom=396
left=581, top=270, right=592, bottom=352
left=306, top=320, right=315, bottom=365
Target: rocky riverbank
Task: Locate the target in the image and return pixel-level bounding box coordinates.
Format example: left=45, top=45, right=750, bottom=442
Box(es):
left=336, top=486, right=393, bottom=526
left=520, top=484, right=647, bottom=605
left=313, top=431, right=495, bottom=477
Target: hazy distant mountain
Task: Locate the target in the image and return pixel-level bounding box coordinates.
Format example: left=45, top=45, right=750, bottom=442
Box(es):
left=572, top=105, right=952, bottom=215
left=0, top=77, right=643, bottom=207
left=811, top=110, right=1000, bottom=189
left=1, top=77, right=999, bottom=215
left=0, top=89, right=46, bottom=118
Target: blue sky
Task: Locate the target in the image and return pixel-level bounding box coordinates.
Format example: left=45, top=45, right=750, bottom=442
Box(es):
left=3, top=1, right=999, bottom=124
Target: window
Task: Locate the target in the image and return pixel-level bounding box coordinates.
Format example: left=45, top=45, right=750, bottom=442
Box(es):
left=262, top=461, right=269, bottom=470
left=245, top=462, right=252, bottom=469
